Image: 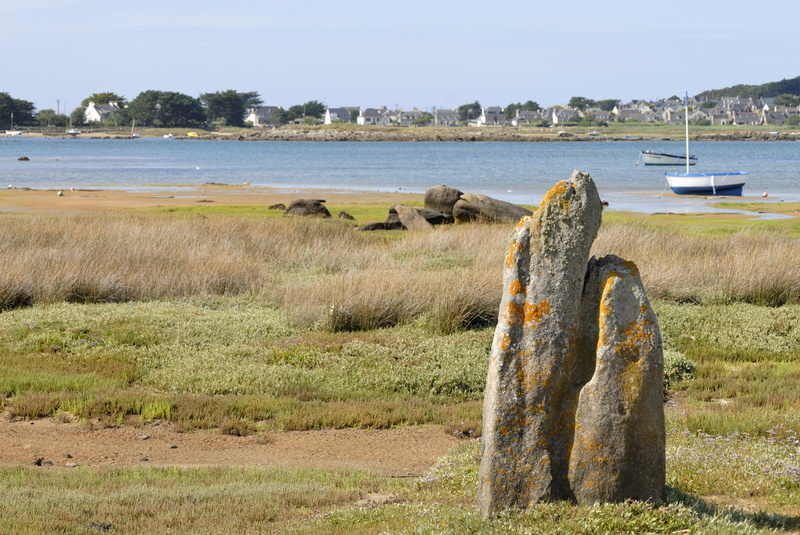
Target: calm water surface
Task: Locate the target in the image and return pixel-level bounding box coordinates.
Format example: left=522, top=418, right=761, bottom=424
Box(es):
left=1, top=137, right=798, bottom=215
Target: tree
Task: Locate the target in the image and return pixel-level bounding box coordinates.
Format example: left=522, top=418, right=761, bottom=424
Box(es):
left=504, top=100, right=540, bottom=119
left=774, top=93, right=800, bottom=107
left=412, top=112, right=433, bottom=126
left=568, top=96, right=595, bottom=111
left=128, top=90, right=205, bottom=127
left=281, top=100, right=326, bottom=124
left=786, top=115, right=800, bottom=126
left=595, top=99, right=619, bottom=112
left=81, top=92, right=126, bottom=107
left=457, top=101, right=482, bottom=123
left=0, top=92, right=35, bottom=129
left=35, top=109, right=69, bottom=127
left=200, top=90, right=262, bottom=127
left=700, top=101, right=718, bottom=109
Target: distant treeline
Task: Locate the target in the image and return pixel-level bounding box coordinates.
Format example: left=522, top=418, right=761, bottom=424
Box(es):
left=697, top=75, right=800, bottom=100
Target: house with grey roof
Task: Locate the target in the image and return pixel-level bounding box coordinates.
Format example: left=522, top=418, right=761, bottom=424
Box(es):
left=510, top=109, right=547, bottom=126
left=475, top=106, right=506, bottom=126
left=324, top=107, right=359, bottom=124
left=245, top=106, right=283, bottom=126
left=730, top=110, right=760, bottom=126
left=396, top=108, right=425, bottom=126
left=84, top=101, right=120, bottom=123
left=434, top=109, right=459, bottom=126
left=357, top=108, right=390, bottom=126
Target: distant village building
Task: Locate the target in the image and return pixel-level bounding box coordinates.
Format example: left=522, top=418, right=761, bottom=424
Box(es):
left=550, top=108, right=582, bottom=124
left=478, top=106, right=506, bottom=126
left=396, top=108, right=424, bottom=126
left=246, top=106, right=283, bottom=127
left=324, top=107, right=359, bottom=124
left=84, top=101, right=120, bottom=123
left=357, top=107, right=390, bottom=126
left=434, top=109, right=459, bottom=126
left=510, top=109, right=546, bottom=126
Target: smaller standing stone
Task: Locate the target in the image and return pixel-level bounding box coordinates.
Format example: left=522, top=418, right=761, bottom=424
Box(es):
left=569, top=255, right=665, bottom=504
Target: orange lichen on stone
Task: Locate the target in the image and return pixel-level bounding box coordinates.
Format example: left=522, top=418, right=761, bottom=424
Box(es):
left=506, top=240, right=524, bottom=268
left=499, top=332, right=513, bottom=351
left=541, top=181, right=570, bottom=207
left=524, top=300, right=552, bottom=330
left=509, top=279, right=526, bottom=296
left=516, top=215, right=532, bottom=228
left=622, top=260, right=639, bottom=277
left=503, top=301, right=524, bottom=326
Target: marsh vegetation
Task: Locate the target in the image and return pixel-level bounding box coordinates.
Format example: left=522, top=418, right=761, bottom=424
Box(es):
left=1, top=206, right=799, bottom=533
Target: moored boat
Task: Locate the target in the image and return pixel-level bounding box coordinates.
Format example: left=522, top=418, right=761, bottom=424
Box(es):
left=665, top=171, right=747, bottom=196
left=640, top=150, right=697, bottom=166
left=664, top=92, right=746, bottom=196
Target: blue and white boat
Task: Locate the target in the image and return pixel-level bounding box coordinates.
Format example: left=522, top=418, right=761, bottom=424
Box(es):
left=665, top=92, right=747, bottom=196
left=665, top=171, right=747, bottom=196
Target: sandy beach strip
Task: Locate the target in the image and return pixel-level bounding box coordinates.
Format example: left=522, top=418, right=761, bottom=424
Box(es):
left=0, top=184, right=424, bottom=215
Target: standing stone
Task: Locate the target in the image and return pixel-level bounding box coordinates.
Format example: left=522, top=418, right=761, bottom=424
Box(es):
left=569, top=255, right=665, bottom=504
left=478, top=171, right=603, bottom=515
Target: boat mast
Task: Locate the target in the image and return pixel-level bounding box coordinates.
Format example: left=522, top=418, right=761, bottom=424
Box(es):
left=684, top=91, right=690, bottom=174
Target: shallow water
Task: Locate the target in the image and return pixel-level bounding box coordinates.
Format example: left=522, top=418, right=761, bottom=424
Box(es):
left=1, top=137, right=798, bottom=215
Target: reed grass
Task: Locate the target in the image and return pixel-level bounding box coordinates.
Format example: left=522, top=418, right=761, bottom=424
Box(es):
left=2, top=212, right=799, bottom=324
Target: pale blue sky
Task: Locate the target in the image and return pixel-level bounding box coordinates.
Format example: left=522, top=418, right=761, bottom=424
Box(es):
left=3, top=0, right=798, bottom=113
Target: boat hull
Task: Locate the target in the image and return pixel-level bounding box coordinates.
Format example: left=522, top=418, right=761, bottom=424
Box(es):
left=665, top=172, right=747, bottom=196
left=641, top=151, right=697, bottom=165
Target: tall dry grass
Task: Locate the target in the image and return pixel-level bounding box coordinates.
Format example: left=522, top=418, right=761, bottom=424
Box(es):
left=593, top=222, right=800, bottom=305
left=1, top=213, right=799, bottom=330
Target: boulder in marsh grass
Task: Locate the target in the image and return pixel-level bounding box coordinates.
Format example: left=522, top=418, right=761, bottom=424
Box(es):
left=283, top=199, right=331, bottom=218
left=424, top=185, right=464, bottom=215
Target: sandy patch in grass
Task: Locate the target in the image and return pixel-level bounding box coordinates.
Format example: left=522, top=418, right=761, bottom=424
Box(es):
left=0, top=416, right=461, bottom=476
left=0, top=185, right=423, bottom=215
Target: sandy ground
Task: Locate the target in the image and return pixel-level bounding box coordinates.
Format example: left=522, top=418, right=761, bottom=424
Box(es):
left=0, top=416, right=461, bottom=475
left=0, top=184, right=423, bottom=215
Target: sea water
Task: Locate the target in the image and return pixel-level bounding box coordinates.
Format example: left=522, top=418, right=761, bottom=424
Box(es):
left=1, top=137, right=797, bottom=215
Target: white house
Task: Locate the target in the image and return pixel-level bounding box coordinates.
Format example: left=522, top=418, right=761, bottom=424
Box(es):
left=478, top=106, right=506, bottom=126
left=324, top=107, right=359, bottom=124
left=84, top=101, right=120, bottom=123
left=245, top=106, right=283, bottom=126
left=357, top=108, right=390, bottom=126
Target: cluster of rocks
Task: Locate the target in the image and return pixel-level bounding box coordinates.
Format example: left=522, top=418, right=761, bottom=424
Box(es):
left=478, top=170, right=665, bottom=517
left=357, top=185, right=533, bottom=231
left=273, top=186, right=533, bottom=231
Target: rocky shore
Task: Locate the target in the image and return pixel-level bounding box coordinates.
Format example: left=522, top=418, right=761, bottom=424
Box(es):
left=33, top=126, right=799, bottom=142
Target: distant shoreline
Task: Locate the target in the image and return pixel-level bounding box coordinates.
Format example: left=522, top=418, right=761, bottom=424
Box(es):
left=8, top=125, right=800, bottom=143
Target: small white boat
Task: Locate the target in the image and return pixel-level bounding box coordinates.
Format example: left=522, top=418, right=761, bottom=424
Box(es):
left=66, top=129, right=81, bottom=136
left=5, top=112, right=24, bottom=136
left=163, top=133, right=173, bottom=139
left=664, top=92, right=746, bottom=196
left=640, top=150, right=697, bottom=166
